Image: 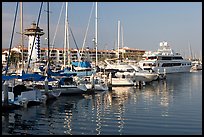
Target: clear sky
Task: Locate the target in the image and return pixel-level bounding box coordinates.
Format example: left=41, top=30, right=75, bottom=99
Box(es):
left=2, top=2, right=202, bottom=59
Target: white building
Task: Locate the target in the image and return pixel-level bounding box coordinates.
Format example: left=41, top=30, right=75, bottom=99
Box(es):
left=24, top=22, right=44, bottom=64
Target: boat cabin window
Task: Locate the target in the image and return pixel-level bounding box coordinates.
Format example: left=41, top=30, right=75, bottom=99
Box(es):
left=161, top=57, right=172, bottom=60
left=162, top=63, right=181, bottom=67
left=143, top=63, right=156, bottom=67
left=118, top=70, right=126, bottom=73
left=172, top=57, right=183, bottom=60
left=148, top=56, right=157, bottom=60
left=152, top=63, right=156, bottom=66
left=143, top=63, right=152, bottom=66
left=127, top=69, right=135, bottom=72
left=143, top=68, right=152, bottom=71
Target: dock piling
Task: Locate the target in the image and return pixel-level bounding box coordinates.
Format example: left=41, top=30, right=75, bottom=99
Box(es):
left=108, top=72, right=112, bottom=91
left=44, top=77, right=49, bottom=93
left=3, top=82, right=9, bottom=106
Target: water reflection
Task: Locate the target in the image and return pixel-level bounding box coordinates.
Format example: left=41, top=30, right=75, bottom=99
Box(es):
left=2, top=106, right=43, bottom=135
left=111, top=87, right=131, bottom=134
left=0, top=80, right=182, bottom=135
left=2, top=72, right=202, bottom=135
left=60, top=95, right=85, bottom=135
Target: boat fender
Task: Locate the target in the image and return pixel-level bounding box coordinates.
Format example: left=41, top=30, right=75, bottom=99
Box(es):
left=41, top=95, right=47, bottom=104
left=19, top=98, right=28, bottom=108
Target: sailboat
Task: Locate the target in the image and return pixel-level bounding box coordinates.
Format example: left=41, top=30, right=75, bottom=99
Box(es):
left=56, top=2, right=88, bottom=95
left=27, top=2, right=87, bottom=96
left=101, top=20, right=135, bottom=86
left=67, top=2, right=96, bottom=77
left=82, top=2, right=108, bottom=91
left=188, top=42, right=202, bottom=71
left=2, top=2, right=49, bottom=108
left=37, top=2, right=61, bottom=99
left=13, top=2, right=61, bottom=101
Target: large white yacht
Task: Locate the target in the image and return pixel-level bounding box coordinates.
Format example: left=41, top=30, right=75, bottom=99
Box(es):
left=138, top=41, right=192, bottom=74
left=102, top=59, right=158, bottom=84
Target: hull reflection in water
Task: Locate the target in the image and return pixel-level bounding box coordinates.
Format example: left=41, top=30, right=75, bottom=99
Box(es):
left=2, top=72, right=202, bottom=135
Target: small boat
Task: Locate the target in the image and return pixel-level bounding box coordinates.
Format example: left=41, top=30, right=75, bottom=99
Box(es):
left=111, top=77, right=134, bottom=86
left=2, top=84, right=47, bottom=108
left=191, top=60, right=202, bottom=71
left=18, top=73, right=62, bottom=100
left=33, top=83, right=61, bottom=100
left=58, top=76, right=87, bottom=95
left=129, top=65, right=159, bottom=82
left=82, top=74, right=108, bottom=91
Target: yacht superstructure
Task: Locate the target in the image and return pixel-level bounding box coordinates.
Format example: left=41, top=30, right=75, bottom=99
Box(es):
left=138, top=41, right=192, bottom=73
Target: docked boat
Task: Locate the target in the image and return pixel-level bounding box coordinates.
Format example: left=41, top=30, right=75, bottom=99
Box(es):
left=138, top=41, right=192, bottom=73
left=103, top=58, right=157, bottom=84
left=57, top=76, right=87, bottom=95
left=111, top=77, right=134, bottom=87
left=81, top=74, right=108, bottom=91
left=2, top=82, right=47, bottom=108
left=191, top=60, right=202, bottom=71
left=128, top=65, right=159, bottom=82
left=32, top=77, right=61, bottom=100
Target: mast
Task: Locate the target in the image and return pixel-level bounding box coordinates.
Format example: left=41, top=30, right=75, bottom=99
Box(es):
left=66, top=2, right=70, bottom=67
left=117, top=20, right=120, bottom=61
left=63, top=2, right=68, bottom=68
left=188, top=41, right=193, bottom=60
left=47, top=2, right=50, bottom=69
left=95, top=2, right=98, bottom=66
left=121, top=23, right=124, bottom=59
left=4, top=2, right=19, bottom=76
left=20, top=2, right=24, bottom=71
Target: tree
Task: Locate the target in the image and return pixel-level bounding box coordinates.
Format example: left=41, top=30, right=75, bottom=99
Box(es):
left=9, top=51, right=21, bottom=67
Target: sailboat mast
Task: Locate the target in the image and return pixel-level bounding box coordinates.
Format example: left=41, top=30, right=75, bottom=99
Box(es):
left=63, top=2, right=68, bottom=68
left=47, top=2, right=50, bottom=68
left=117, top=20, right=120, bottom=60
left=66, top=2, right=70, bottom=67
left=188, top=41, right=193, bottom=60
left=95, top=2, right=98, bottom=67
left=67, top=2, right=71, bottom=66
left=20, top=2, right=24, bottom=71
left=121, top=23, right=124, bottom=59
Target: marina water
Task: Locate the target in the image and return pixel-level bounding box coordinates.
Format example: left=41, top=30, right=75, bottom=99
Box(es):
left=2, top=71, right=202, bottom=135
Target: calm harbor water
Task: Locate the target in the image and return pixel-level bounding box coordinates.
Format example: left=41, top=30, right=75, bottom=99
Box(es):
left=2, top=71, right=202, bottom=135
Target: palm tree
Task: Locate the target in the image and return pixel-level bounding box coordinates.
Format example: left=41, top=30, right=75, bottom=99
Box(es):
left=9, top=51, right=21, bottom=67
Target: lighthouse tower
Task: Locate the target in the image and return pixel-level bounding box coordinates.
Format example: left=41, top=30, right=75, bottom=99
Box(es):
left=24, top=22, right=44, bottom=64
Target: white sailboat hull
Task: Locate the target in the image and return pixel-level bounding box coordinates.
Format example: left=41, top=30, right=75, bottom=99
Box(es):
left=85, top=83, right=108, bottom=91
left=39, top=88, right=61, bottom=99
left=59, top=84, right=87, bottom=94
left=111, top=78, right=134, bottom=86
left=2, top=89, right=47, bottom=107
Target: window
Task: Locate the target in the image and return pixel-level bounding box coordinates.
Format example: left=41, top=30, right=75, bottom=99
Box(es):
left=162, top=63, right=181, bottom=67
left=161, top=57, right=172, bottom=60
left=148, top=56, right=157, bottom=60
left=172, top=57, right=183, bottom=60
